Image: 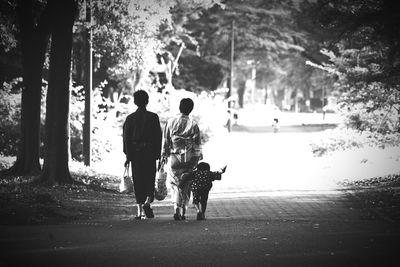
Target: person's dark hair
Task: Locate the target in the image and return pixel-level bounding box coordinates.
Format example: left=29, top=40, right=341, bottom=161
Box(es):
left=179, top=98, right=194, bottom=115
left=133, top=90, right=149, bottom=107
left=196, top=162, right=210, bottom=171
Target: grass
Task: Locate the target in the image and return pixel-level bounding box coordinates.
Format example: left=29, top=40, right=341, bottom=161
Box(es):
left=0, top=157, right=134, bottom=225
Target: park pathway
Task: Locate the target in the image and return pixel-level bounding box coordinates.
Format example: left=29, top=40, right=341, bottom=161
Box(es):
left=2, top=113, right=399, bottom=267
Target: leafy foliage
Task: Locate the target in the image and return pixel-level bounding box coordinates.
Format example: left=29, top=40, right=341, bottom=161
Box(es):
left=0, top=77, right=48, bottom=158
left=0, top=79, right=21, bottom=156
left=0, top=0, right=18, bottom=52
left=70, top=82, right=119, bottom=162
left=71, top=0, right=176, bottom=95
left=303, top=0, right=400, bottom=132
left=0, top=80, right=218, bottom=163
left=310, top=126, right=400, bottom=157
left=69, top=83, right=216, bottom=162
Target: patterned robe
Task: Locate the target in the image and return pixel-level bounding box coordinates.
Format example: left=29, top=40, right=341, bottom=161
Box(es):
left=162, top=114, right=202, bottom=207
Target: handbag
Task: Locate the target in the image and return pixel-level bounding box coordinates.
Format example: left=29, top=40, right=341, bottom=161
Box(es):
left=119, top=163, right=134, bottom=193
left=154, top=157, right=168, bottom=201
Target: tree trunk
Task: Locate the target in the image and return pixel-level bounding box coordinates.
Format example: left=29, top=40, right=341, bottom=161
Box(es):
left=1, top=0, right=51, bottom=176
left=39, top=0, right=77, bottom=184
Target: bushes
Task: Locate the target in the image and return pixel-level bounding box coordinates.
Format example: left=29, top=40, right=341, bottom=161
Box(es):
left=70, top=82, right=119, bottom=162
left=310, top=126, right=400, bottom=157
left=339, top=103, right=399, bottom=134
left=310, top=99, right=400, bottom=157
left=0, top=78, right=47, bottom=158
left=0, top=156, right=15, bottom=171
left=0, top=79, right=120, bottom=162
left=1, top=78, right=224, bottom=164
left=0, top=78, right=22, bottom=156
left=68, top=85, right=219, bottom=163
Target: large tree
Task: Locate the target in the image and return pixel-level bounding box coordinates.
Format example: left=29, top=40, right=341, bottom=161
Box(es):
left=1, top=0, right=51, bottom=176
left=1, top=0, right=78, bottom=183
left=38, top=0, right=78, bottom=184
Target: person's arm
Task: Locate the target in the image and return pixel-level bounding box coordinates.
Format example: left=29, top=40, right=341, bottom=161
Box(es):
left=193, top=123, right=201, bottom=146
left=154, top=114, right=162, bottom=160
left=211, top=166, right=227, bottom=181
left=162, top=120, right=171, bottom=158
left=122, top=118, right=130, bottom=166
left=123, top=120, right=127, bottom=155
left=211, top=171, right=222, bottom=181
left=192, top=123, right=203, bottom=160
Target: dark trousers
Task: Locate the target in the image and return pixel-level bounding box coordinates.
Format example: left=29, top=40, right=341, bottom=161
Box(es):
left=192, top=186, right=211, bottom=213
left=131, top=155, right=156, bottom=204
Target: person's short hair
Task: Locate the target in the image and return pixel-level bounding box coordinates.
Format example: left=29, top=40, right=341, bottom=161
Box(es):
left=196, top=162, right=210, bottom=171
left=133, top=90, right=149, bottom=107
left=179, top=98, right=194, bottom=115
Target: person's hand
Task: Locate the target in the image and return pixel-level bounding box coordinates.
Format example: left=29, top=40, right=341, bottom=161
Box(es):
left=124, top=159, right=130, bottom=167
left=220, top=165, right=227, bottom=174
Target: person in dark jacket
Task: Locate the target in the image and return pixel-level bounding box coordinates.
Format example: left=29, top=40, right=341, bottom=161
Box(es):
left=123, top=90, right=162, bottom=219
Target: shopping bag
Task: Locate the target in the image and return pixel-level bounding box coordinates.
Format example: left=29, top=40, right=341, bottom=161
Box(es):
left=154, top=158, right=168, bottom=201
left=119, top=163, right=133, bottom=193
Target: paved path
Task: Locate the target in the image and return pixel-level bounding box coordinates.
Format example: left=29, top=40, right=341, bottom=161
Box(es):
left=2, top=190, right=399, bottom=267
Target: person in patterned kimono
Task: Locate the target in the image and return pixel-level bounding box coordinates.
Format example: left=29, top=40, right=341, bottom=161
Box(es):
left=162, top=98, right=202, bottom=220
